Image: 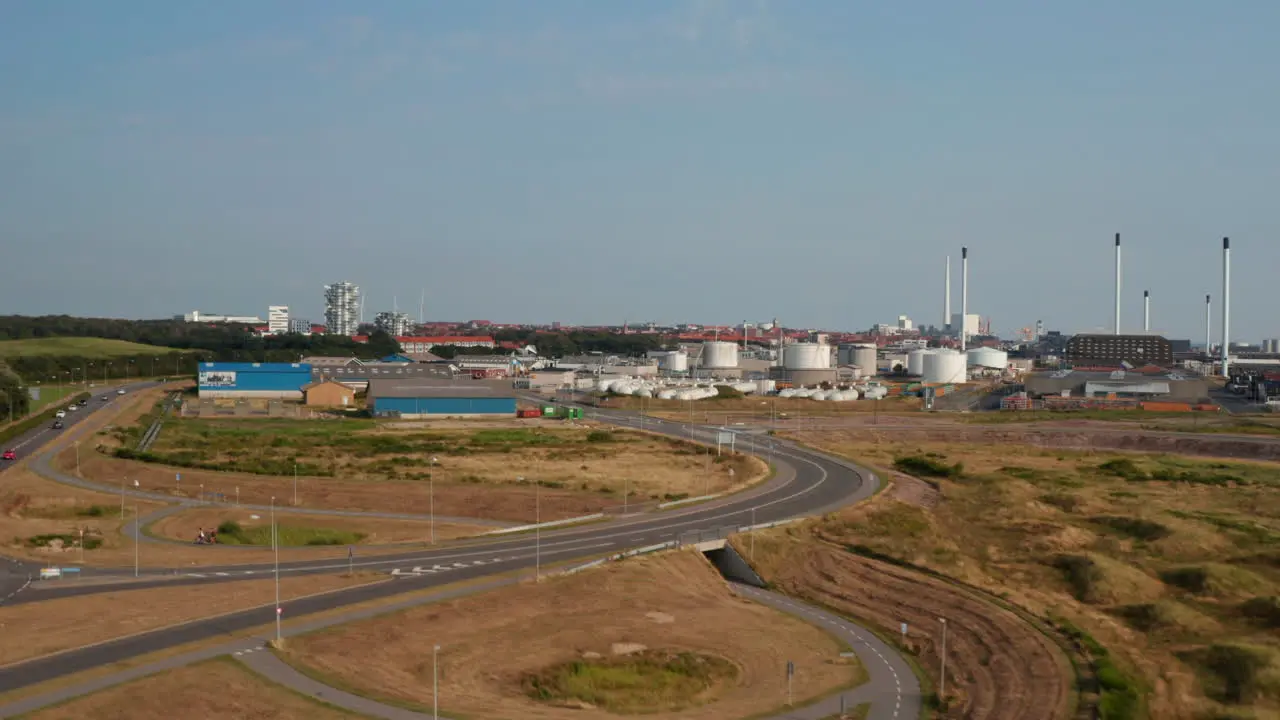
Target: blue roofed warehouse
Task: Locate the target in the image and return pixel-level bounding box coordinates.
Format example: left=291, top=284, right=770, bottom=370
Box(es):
left=367, top=378, right=516, bottom=418
left=197, top=362, right=313, bottom=399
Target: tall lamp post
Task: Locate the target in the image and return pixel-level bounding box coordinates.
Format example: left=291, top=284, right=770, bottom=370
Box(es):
left=433, top=644, right=442, bottom=720
left=939, top=617, right=948, bottom=702
left=272, top=496, right=281, bottom=644
left=430, top=457, right=438, bottom=544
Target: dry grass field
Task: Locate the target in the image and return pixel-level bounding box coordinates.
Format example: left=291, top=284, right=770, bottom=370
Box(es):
left=147, top=507, right=485, bottom=546
left=282, top=550, right=864, bottom=720
left=601, top=393, right=922, bottom=423
left=766, top=429, right=1280, bottom=719
left=0, top=574, right=381, bottom=667
left=21, top=656, right=364, bottom=720
left=78, top=419, right=766, bottom=521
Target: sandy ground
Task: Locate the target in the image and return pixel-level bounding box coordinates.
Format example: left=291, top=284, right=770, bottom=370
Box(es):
left=742, top=535, right=1071, bottom=720
left=23, top=656, right=363, bottom=720
left=148, top=507, right=486, bottom=545
left=0, top=574, right=381, bottom=667
left=284, top=551, right=862, bottom=720
left=66, top=432, right=767, bottom=523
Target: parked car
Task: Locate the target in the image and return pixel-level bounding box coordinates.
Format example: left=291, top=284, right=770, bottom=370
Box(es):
left=51, top=420, right=64, bottom=429
left=2, top=450, right=15, bottom=461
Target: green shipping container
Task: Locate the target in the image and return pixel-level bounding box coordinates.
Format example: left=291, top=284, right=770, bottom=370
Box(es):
left=542, top=406, right=557, bottom=417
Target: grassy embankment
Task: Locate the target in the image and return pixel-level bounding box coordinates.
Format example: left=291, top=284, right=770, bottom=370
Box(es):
left=769, top=430, right=1280, bottom=718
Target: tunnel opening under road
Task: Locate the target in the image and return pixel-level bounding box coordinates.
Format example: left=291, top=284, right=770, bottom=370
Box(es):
left=702, top=542, right=767, bottom=588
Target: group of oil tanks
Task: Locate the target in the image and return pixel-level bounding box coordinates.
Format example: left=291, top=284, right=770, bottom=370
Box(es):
left=776, top=384, right=890, bottom=402
left=598, top=377, right=777, bottom=399
left=905, top=347, right=1009, bottom=384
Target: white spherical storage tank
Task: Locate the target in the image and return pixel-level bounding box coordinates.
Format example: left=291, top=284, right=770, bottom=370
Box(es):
left=922, top=349, right=967, bottom=384
left=784, top=343, right=831, bottom=370
left=701, top=341, right=739, bottom=368
left=907, top=349, right=933, bottom=376
left=966, top=347, right=1009, bottom=369
left=851, top=345, right=877, bottom=374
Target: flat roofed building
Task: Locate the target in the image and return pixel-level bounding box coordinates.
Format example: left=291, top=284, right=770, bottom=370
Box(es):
left=1066, top=334, right=1174, bottom=367
left=301, top=379, right=355, bottom=407
left=367, top=379, right=516, bottom=417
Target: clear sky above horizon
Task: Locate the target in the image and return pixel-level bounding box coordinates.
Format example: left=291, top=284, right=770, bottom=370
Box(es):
left=2, top=1, right=1277, bottom=341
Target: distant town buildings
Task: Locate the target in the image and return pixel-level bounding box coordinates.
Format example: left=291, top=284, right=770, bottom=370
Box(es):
left=267, top=306, right=289, bottom=335
left=175, top=310, right=265, bottom=324
left=323, top=282, right=361, bottom=336
left=374, top=311, right=414, bottom=336
left=288, top=317, right=312, bottom=334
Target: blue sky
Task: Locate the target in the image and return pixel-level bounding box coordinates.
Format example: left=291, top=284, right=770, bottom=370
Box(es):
left=2, top=1, right=1277, bottom=341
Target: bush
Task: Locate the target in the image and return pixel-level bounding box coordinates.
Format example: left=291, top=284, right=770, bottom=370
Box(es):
left=1097, top=458, right=1147, bottom=481
left=1160, top=566, right=1210, bottom=593
left=77, top=505, right=106, bottom=517
left=894, top=454, right=964, bottom=479
left=1039, top=493, right=1082, bottom=512
left=1053, top=555, right=1101, bottom=602
left=216, top=520, right=244, bottom=536
left=1092, top=515, right=1171, bottom=541
left=586, top=431, right=615, bottom=443
left=1204, top=644, right=1269, bottom=703
left=1238, top=596, right=1280, bottom=628
left=714, top=385, right=744, bottom=399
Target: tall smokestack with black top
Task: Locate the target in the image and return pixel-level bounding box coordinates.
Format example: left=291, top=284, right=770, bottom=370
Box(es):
left=1143, top=290, right=1150, bottom=333
left=960, top=246, right=969, bottom=352
left=944, top=256, right=951, bottom=332
left=1205, top=294, right=1211, bottom=359
left=1222, top=237, right=1230, bottom=377
left=1114, top=233, right=1122, bottom=335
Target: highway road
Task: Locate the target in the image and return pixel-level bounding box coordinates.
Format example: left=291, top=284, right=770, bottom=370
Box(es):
left=0, top=386, right=884, bottom=697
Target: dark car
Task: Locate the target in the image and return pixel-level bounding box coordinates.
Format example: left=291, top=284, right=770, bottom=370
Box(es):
left=51, top=420, right=65, bottom=429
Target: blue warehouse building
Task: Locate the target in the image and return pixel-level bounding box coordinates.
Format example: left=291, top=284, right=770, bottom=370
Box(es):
left=367, top=378, right=516, bottom=418
left=197, top=362, right=313, bottom=399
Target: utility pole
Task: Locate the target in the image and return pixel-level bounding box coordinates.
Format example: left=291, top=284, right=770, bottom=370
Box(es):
left=293, top=462, right=298, bottom=506
left=430, top=457, right=438, bottom=544
left=534, top=477, right=541, bottom=582
left=433, top=644, right=441, bottom=720
left=133, top=505, right=139, bottom=577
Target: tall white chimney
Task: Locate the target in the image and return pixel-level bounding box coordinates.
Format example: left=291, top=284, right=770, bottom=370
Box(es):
left=1114, top=233, right=1122, bottom=335
left=1143, top=290, right=1150, bottom=333
left=960, top=246, right=969, bottom=352
left=944, top=256, right=952, bottom=332
left=1205, top=294, right=1211, bottom=358
left=1221, top=237, right=1230, bottom=377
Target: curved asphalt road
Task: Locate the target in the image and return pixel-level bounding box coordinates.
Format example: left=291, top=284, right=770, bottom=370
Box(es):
left=0, top=388, right=906, bottom=717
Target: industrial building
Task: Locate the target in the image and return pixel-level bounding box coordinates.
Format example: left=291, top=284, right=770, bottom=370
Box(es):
left=301, top=379, right=356, bottom=407
left=1025, top=368, right=1209, bottom=403
left=197, top=362, right=313, bottom=399
left=324, top=281, right=361, bottom=336
left=367, top=379, right=516, bottom=418
left=514, top=368, right=577, bottom=393
left=176, top=310, right=265, bottom=324
left=391, top=336, right=495, bottom=352
left=1066, top=334, right=1174, bottom=367
left=313, top=362, right=453, bottom=391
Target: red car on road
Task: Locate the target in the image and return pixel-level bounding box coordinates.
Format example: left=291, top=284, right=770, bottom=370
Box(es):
left=1, top=449, right=15, bottom=461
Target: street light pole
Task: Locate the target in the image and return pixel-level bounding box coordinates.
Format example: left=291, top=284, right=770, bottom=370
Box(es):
left=430, top=457, right=438, bottom=544
left=134, top=505, right=139, bottom=577
left=293, top=462, right=298, bottom=506
left=273, top=497, right=281, bottom=644
left=534, top=477, right=541, bottom=582
left=433, top=644, right=441, bottom=720
left=939, top=617, right=948, bottom=702
left=120, top=477, right=125, bottom=519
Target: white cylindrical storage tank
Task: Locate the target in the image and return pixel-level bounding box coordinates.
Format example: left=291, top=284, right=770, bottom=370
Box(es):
left=784, top=343, right=830, bottom=370
left=756, top=379, right=777, bottom=395
left=836, top=344, right=858, bottom=366
left=923, top=349, right=967, bottom=384
left=851, top=345, right=878, bottom=374
left=966, top=347, right=1009, bottom=369
left=701, top=341, right=739, bottom=368
left=907, top=349, right=932, bottom=376
left=666, top=351, right=689, bottom=372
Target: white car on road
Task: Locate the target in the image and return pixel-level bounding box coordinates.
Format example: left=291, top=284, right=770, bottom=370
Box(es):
left=117, top=388, right=126, bottom=395
left=55, top=410, right=66, bottom=418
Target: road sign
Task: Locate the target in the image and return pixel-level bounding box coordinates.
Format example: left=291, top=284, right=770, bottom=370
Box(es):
left=348, top=546, right=353, bottom=558
left=716, top=431, right=734, bottom=445
left=39, top=568, right=61, bottom=579
left=901, top=621, right=908, bottom=637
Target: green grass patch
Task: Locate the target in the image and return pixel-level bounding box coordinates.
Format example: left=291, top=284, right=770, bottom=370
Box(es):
left=214, top=520, right=365, bottom=547
left=1179, top=643, right=1278, bottom=704
left=1053, top=618, right=1143, bottom=720
left=24, top=533, right=101, bottom=550
left=0, top=337, right=182, bottom=360
left=522, top=650, right=737, bottom=713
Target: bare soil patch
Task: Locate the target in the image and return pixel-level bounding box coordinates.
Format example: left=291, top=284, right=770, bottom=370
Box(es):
left=284, top=550, right=864, bottom=719
left=148, top=507, right=485, bottom=545
left=23, top=656, right=362, bottom=720
left=0, top=574, right=379, bottom=667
